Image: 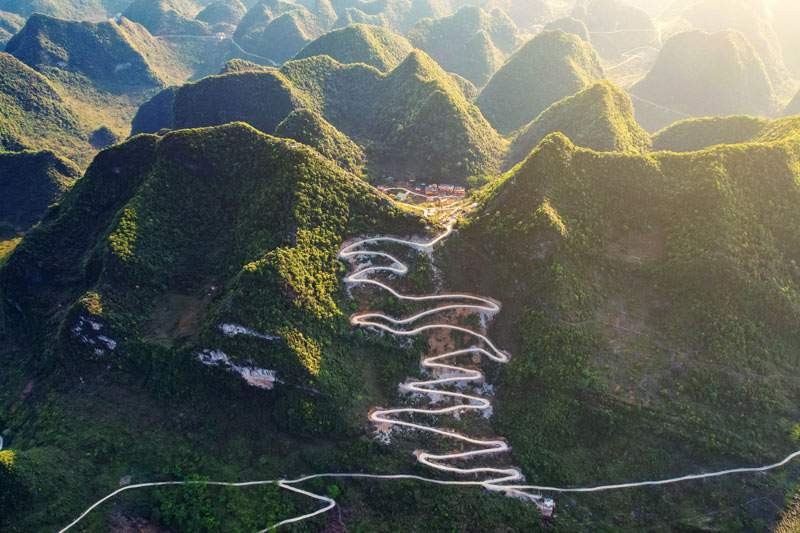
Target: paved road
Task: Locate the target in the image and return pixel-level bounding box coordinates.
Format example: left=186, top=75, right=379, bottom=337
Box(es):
left=59, top=201, right=800, bottom=530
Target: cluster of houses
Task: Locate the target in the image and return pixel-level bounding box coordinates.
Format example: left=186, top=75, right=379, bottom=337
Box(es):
left=416, top=183, right=466, bottom=197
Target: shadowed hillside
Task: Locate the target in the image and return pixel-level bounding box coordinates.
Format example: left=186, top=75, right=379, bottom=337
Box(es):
left=477, top=30, right=604, bottom=134
left=0, top=150, right=79, bottom=237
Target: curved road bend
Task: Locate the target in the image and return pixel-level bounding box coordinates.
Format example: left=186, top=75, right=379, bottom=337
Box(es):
left=59, top=204, right=800, bottom=531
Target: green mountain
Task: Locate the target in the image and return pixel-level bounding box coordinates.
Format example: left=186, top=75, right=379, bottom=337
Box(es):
left=294, top=23, right=412, bottom=72
left=0, top=150, right=80, bottom=236
left=0, top=0, right=130, bottom=20
left=476, top=30, right=604, bottom=134
left=0, top=10, right=23, bottom=48
left=331, top=0, right=451, bottom=34
left=235, top=0, right=336, bottom=63
left=196, top=0, right=247, bottom=27
left=479, top=0, right=558, bottom=31
left=649, top=114, right=800, bottom=152
left=0, top=122, right=436, bottom=530
left=274, top=107, right=366, bottom=173
left=0, top=53, right=93, bottom=166
left=170, top=51, right=505, bottom=183
left=663, top=0, right=789, bottom=87
left=444, top=131, right=800, bottom=530
left=509, top=80, right=650, bottom=165
left=6, top=13, right=163, bottom=92
left=631, top=30, right=774, bottom=132
left=652, top=115, right=769, bottom=151
left=407, top=6, right=522, bottom=87
left=543, top=16, right=590, bottom=41
left=122, top=0, right=211, bottom=36
left=5, top=13, right=224, bottom=149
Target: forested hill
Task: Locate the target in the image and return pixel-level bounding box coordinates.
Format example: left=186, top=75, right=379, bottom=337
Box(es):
left=442, top=130, right=800, bottom=529
left=163, top=50, right=506, bottom=183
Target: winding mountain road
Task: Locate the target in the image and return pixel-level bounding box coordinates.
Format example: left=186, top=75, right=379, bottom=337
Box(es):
left=58, top=201, right=800, bottom=531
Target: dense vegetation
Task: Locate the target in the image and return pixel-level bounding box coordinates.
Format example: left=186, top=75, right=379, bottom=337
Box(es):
left=0, top=9, right=22, bottom=47
left=6, top=13, right=163, bottom=92
left=476, top=30, right=604, bottom=134
left=0, top=122, right=437, bottom=529
left=122, top=0, right=211, bottom=36
left=2, top=12, right=225, bottom=156
left=443, top=131, right=800, bottom=530
left=543, top=15, right=589, bottom=42
left=509, top=79, right=651, bottom=166
left=294, top=23, right=412, bottom=72
left=0, top=53, right=93, bottom=166
left=196, top=0, right=247, bottom=27
left=651, top=115, right=773, bottom=152
left=408, top=6, right=521, bottom=87
left=274, top=108, right=366, bottom=174
left=171, top=51, right=505, bottom=183
left=0, top=0, right=129, bottom=20
left=631, top=30, right=774, bottom=131
left=0, top=150, right=79, bottom=236
left=234, top=0, right=336, bottom=63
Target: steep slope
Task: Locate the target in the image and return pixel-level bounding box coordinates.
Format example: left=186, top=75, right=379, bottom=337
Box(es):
left=294, top=23, right=412, bottom=72
left=509, top=80, right=650, bottom=165
left=0, top=0, right=130, bottom=20
left=444, top=132, right=800, bottom=530
left=407, top=6, right=521, bottom=87
left=5, top=14, right=211, bottom=143
left=173, top=68, right=306, bottom=133
left=130, top=85, right=180, bottom=135
left=0, top=53, right=93, bottom=166
left=476, top=30, right=604, bottom=134
left=661, top=0, right=789, bottom=88
left=171, top=51, right=505, bottom=183
left=631, top=30, right=774, bottom=131
left=122, top=0, right=211, bottom=36
left=196, top=0, right=247, bottom=26
left=331, top=0, right=452, bottom=34
left=274, top=107, right=366, bottom=173
left=479, top=0, right=560, bottom=31
left=544, top=16, right=590, bottom=41
left=0, top=10, right=23, bottom=48
left=6, top=14, right=163, bottom=92
left=235, top=0, right=336, bottom=64
left=0, top=122, right=437, bottom=531
left=0, top=150, right=80, bottom=235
